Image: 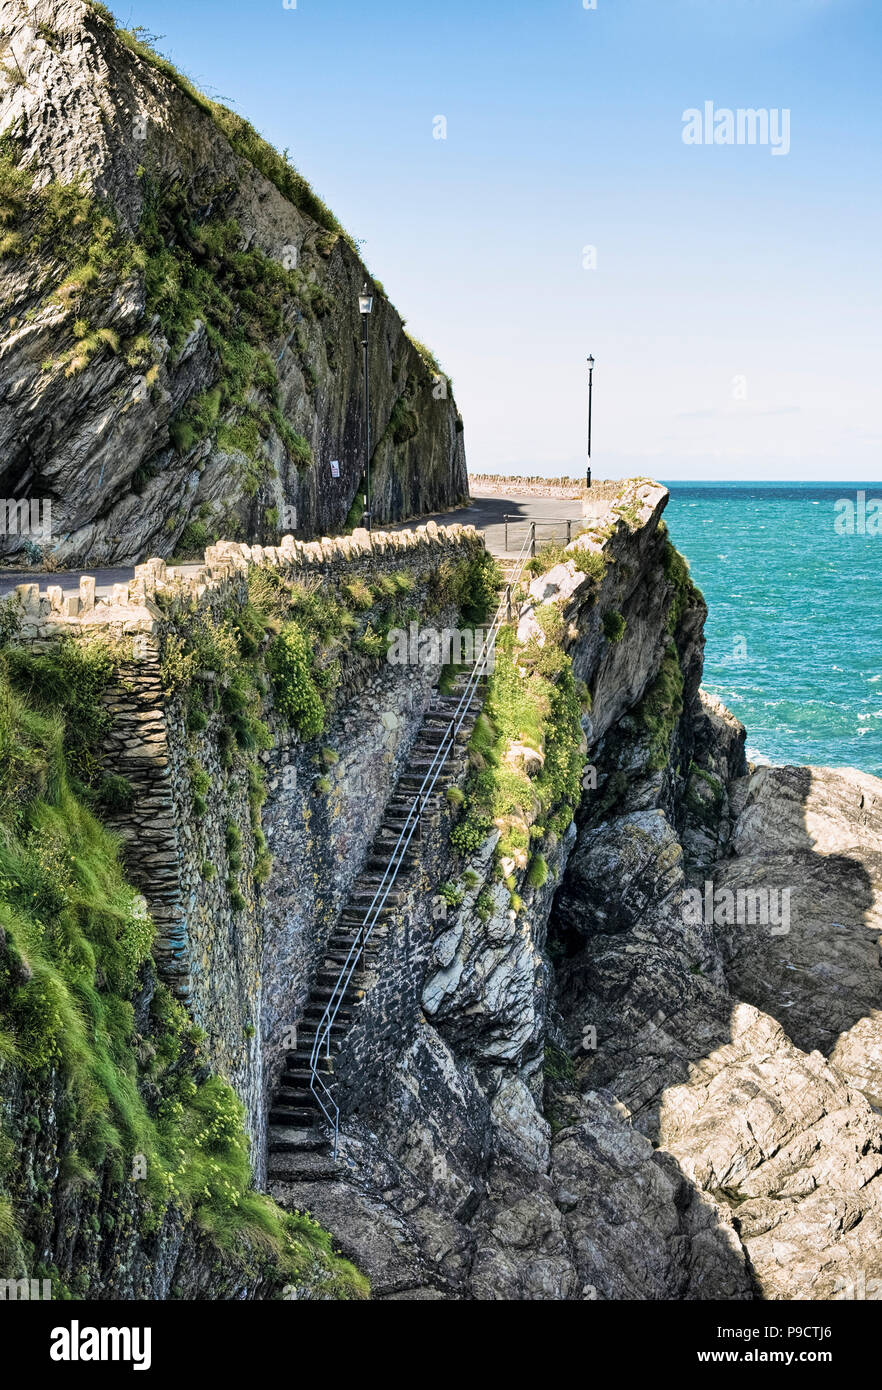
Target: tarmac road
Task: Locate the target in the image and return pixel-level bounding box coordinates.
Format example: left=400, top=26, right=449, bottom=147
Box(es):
left=0, top=492, right=587, bottom=599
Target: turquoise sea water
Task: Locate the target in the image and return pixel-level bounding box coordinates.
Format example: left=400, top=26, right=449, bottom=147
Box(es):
left=662, top=483, right=882, bottom=777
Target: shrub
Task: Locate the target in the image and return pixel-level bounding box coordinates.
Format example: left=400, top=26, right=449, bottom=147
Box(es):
left=356, top=625, right=386, bottom=660
left=475, top=888, right=495, bottom=923
left=439, top=881, right=464, bottom=909
left=345, top=578, right=373, bottom=611
left=266, top=623, right=325, bottom=739
left=450, top=813, right=492, bottom=857
left=526, top=541, right=569, bottom=576
left=602, top=610, right=626, bottom=644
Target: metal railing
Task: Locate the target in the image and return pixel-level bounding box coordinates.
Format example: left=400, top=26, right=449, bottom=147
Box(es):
left=308, top=530, right=535, bottom=1157
left=502, top=515, right=581, bottom=554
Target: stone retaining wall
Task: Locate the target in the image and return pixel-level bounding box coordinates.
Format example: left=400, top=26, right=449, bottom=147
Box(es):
left=3, top=522, right=484, bottom=1168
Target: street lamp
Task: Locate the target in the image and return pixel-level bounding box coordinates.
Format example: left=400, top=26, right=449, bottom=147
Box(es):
left=359, top=283, right=374, bottom=529
left=586, top=354, right=595, bottom=489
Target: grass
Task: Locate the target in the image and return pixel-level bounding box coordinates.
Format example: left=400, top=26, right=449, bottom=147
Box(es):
left=634, top=642, right=685, bottom=772
left=450, top=615, right=585, bottom=880
left=663, top=539, right=704, bottom=634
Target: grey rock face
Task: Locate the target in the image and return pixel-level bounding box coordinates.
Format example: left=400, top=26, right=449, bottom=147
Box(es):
left=257, top=485, right=882, bottom=1301
left=553, top=728, right=882, bottom=1300
left=0, top=0, right=466, bottom=565
left=712, top=764, right=882, bottom=1108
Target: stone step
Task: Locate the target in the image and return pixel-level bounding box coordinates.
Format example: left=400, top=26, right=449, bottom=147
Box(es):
left=312, top=987, right=365, bottom=1008
left=294, top=1032, right=343, bottom=1055
left=266, top=652, right=489, bottom=1160
left=324, top=939, right=378, bottom=959
left=382, top=805, right=439, bottom=823
left=293, top=1014, right=348, bottom=1037
left=314, top=969, right=367, bottom=989
left=275, top=1086, right=313, bottom=1106
left=267, top=1149, right=340, bottom=1182
left=286, top=1050, right=334, bottom=1073
left=268, top=1125, right=329, bottom=1153
left=280, top=1068, right=320, bottom=1089
left=302, top=1003, right=354, bottom=1024
left=321, top=954, right=374, bottom=976
left=349, top=885, right=407, bottom=904
left=362, top=851, right=417, bottom=873
left=269, top=1106, right=320, bottom=1128
left=325, top=931, right=380, bottom=952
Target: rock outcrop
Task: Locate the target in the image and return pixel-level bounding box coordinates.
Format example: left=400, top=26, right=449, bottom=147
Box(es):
left=265, top=482, right=882, bottom=1302
left=4, top=472, right=880, bottom=1301
left=0, top=0, right=466, bottom=566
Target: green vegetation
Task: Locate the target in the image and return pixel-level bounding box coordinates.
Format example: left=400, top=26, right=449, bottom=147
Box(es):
left=0, top=655, right=366, bottom=1296
left=450, top=602, right=585, bottom=883
left=266, top=624, right=325, bottom=739
left=634, top=642, right=685, bottom=772
left=524, top=537, right=607, bottom=586
left=434, top=550, right=501, bottom=625
left=438, top=881, right=464, bottom=910
left=405, top=333, right=442, bottom=376
left=0, top=9, right=432, bottom=551
left=663, top=539, right=704, bottom=634
left=543, top=1041, right=579, bottom=1136
left=159, top=543, right=491, bottom=758
left=602, top=610, right=627, bottom=644
left=684, top=761, right=725, bottom=825
left=475, top=888, right=495, bottom=923
left=138, top=184, right=314, bottom=501
left=1, top=638, right=125, bottom=805
left=3, top=1, right=454, bottom=548
left=527, top=854, right=549, bottom=889
left=543, top=1041, right=577, bottom=1086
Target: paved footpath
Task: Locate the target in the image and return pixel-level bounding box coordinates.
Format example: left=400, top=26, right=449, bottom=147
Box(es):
left=0, top=491, right=587, bottom=599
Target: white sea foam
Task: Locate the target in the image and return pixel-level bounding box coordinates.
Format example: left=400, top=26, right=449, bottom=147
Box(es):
left=745, top=745, right=773, bottom=766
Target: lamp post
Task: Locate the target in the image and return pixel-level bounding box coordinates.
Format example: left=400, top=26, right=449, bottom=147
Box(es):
left=359, top=283, right=374, bottom=529
left=586, top=354, right=595, bottom=489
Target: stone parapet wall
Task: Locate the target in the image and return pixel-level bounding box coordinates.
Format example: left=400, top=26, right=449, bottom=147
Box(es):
left=4, top=521, right=482, bottom=641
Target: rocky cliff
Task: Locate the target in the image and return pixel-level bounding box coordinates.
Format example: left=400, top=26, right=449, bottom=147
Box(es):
left=0, top=0, right=467, bottom=566
left=4, top=478, right=882, bottom=1302
left=262, top=482, right=882, bottom=1302
left=0, top=519, right=492, bottom=1298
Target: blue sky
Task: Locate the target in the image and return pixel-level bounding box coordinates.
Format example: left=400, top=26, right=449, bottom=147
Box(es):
left=118, top=0, right=881, bottom=479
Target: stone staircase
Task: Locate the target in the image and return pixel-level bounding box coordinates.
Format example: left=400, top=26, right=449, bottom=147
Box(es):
left=266, top=671, right=485, bottom=1180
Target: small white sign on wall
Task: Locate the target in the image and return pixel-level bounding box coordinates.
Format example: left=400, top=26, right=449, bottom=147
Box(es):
left=330, top=460, right=340, bottom=478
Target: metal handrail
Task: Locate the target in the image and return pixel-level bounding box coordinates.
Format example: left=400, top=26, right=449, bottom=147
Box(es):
left=308, top=531, right=535, bottom=1156
left=502, top=515, right=581, bottom=554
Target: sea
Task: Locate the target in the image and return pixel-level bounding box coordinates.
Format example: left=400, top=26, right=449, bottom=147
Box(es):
left=662, top=482, right=882, bottom=777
